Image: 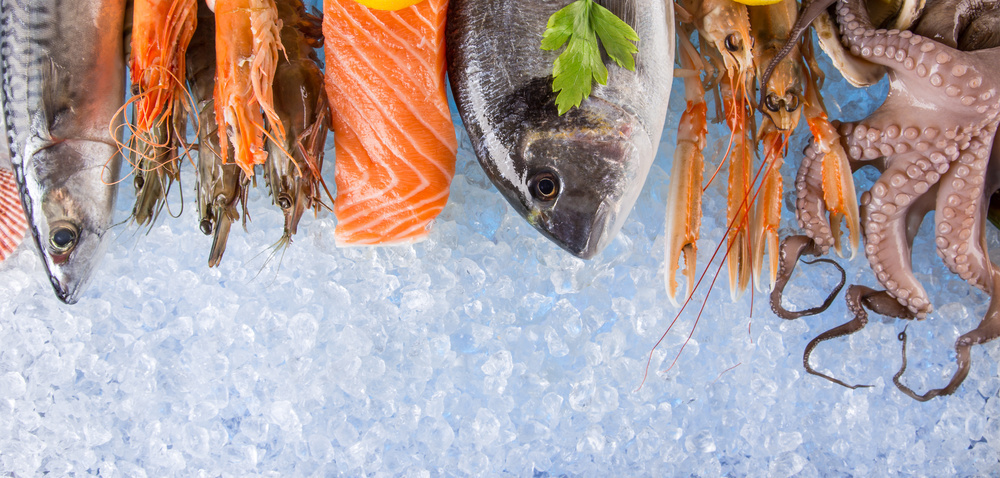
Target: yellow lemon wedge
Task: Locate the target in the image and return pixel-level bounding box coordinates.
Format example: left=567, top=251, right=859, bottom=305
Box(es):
left=732, top=0, right=785, bottom=4
left=352, top=0, right=424, bottom=10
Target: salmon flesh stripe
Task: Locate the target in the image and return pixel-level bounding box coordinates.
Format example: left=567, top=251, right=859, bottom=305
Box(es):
left=0, top=168, right=25, bottom=260
left=323, top=0, right=457, bottom=245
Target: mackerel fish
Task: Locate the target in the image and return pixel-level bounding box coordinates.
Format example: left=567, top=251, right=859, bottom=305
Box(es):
left=0, top=0, right=126, bottom=303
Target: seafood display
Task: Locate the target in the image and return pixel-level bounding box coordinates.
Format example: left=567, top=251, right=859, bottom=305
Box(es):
left=665, top=0, right=857, bottom=302
left=324, top=0, right=456, bottom=245
left=5, top=0, right=1000, bottom=474
left=0, top=0, right=997, bottom=403
left=0, top=0, right=127, bottom=303
left=447, top=0, right=674, bottom=259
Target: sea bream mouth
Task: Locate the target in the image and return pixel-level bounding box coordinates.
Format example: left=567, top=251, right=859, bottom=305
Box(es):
left=515, top=98, right=653, bottom=259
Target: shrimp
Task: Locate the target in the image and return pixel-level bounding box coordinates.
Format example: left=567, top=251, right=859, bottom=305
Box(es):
left=126, top=0, right=197, bottom=226
left=664, top=23, right=708, bottom=305
left=675, top=0, right=757, bottom=298
left=190, top=0, right=249, bottom=267
left=645, top=0, right=757, bottom=388
left=748, top=0, right=803, bottom=289
left=213, top=0, right=286, bottom=178
left=263, top=0, right=329, bottom=246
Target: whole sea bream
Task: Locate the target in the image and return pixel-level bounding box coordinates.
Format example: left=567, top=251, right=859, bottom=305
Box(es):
left=447, top=0, right=673, bottom=259
left=0, top=0, right=126, bottom=303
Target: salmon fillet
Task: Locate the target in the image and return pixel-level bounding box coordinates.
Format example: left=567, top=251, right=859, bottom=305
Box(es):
left=323, top=0, right=456, bottom=245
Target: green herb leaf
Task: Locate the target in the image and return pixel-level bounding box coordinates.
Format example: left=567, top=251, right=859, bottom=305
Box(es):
left=540, top=0, right=640, bottom=115
left=592, top=4, right=639, bottom=70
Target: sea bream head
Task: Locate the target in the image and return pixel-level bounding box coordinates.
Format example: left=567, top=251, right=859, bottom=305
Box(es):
left=19, top=138, right=120, bottom=304
left=447, top=0, right=673, bottom=259
left=485, top=79, right=655, bottom=259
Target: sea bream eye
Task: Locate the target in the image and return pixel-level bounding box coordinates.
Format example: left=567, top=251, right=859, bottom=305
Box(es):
left=49, top=224, right=78, bottom=253
left=530, top=171, right=560, bottom=202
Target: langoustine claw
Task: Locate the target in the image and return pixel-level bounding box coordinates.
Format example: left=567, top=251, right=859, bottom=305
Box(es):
left=664, top=22, right=707, bottom=306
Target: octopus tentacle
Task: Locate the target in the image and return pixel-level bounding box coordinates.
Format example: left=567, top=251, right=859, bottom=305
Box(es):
left=771, top=235, right=846, bottom=320
left=771, top=0, right=1000, bottom=399
left=859, top=150, right=948, bottom=316
left=895, top=268, right=1000, bottom=401
left=935, top=138, right=996, bottom=292
left=804, top=284, right=915, bottom=389
left=837, top=0, right=999, bottom=134
left=795, top=136, right=837, bottom=251
left=839, top=115, right=961, bottom=169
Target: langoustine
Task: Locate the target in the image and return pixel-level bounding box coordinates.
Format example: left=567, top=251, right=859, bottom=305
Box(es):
left=667, top=0, right=757, bottom=300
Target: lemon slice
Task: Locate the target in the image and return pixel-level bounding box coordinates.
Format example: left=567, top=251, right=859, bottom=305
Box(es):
left=352, top=0, right=424, bottom=10
left=732, top=0, right=785, bottom=4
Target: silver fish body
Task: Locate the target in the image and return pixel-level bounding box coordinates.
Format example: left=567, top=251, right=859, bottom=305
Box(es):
left=447, top=0, right=673, bottom=259
left=0, top=0, right=126, bottom=303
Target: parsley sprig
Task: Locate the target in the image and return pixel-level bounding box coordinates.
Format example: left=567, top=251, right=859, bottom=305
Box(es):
left=540, top=0, right=640, bottom=115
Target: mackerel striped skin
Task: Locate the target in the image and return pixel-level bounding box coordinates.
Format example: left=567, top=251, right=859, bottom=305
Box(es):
left=0, top=0, right=126, bottom=303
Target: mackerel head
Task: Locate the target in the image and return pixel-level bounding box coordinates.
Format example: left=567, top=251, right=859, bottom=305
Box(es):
left=447, top=0, right=673, bottom=259
left=1, top=0, right=126, bottom=303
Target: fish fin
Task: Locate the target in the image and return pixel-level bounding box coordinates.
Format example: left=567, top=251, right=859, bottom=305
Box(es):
left=40, top=59, right=71, bottom=136
left=0, top=168, right=27, bottom=262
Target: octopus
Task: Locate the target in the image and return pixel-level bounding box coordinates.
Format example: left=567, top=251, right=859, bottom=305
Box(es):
left=771, top=0, right=1000, bottom=401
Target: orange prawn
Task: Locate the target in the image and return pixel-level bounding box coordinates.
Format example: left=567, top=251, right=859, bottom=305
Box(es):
left=213, top=0, right=286, bottom=177
left=126, top=0, right=197, bottom=226
left=671, top=0, right=756, bottom=299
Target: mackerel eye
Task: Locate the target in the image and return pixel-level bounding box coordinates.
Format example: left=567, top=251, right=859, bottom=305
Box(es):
left=49, top=224, right=78, bottom=253
left=765, top=93, right=781, bottom=112
left=724, top=34, right=742, bottom=52
left=530, top=171, right=560, bottom=202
